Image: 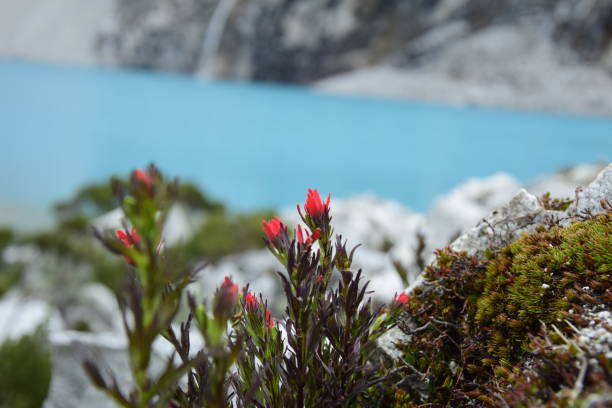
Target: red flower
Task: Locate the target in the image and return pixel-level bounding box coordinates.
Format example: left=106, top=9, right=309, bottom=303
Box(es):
left=265, top=309, right=275, bottom=328
left=218, top=276, right=239, bottom=306
left=133, top=169, right=153, bottom=191
left=262, top=216, right=283, bottom=242
left=116, top=228, right=140, bottom=247
left=221, top=276, right=238, bottom=296
left=394, top=292, right=409, bottom=306
left=245, top=292, right=258, bottom=311
left=296, top=225, right=321, bottom=246
left=116, top=228, right=140, bottom=264
left=304, top=189, right=330, bottom=217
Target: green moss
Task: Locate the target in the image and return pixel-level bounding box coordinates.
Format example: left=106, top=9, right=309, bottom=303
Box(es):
left=390, top=212, right=612, bottom=407
left=475, top=213, right=612, bottom=358
left=0, top=331, right=52, bottom=408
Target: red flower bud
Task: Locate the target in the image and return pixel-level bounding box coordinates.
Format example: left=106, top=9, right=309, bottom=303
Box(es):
left=116, top=228, right=140, bottom=264
left=265, top=309, right=275, bottom=328
left=296, top=225, right=321, bottom=246
left=218, top=276, right=239, bottom=306
left=262, top=217, right=283, bottom=242
left=116, top=227, right=140, bottom=248
left=304, top=189, right=330, bottom=217
left=133, top=169, right=153, bottom=192
left=394, top=292, right=409, bottom=306
left=245, top=292, right=258, bottom=312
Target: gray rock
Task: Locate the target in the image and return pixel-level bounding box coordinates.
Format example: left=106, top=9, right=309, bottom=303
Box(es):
left=553, top=0, right=612, bottom=62
left=0, top=290, right=64, bottom=342
left=449, top=188, right=549, bottom=255
left=44, top=331, right=167, bottom=408
left=571, top=163, right=612, bottom=216
left=448, top=164, right=611, bottom=256
left=61, top=283, right=123, bottom=333
left=92, top=0, right=612, bottom=85
left=527, top=163, right=607, bottom=199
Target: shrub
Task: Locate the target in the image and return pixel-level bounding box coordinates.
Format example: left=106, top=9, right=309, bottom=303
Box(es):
left=84, top=167, right=400, bottom=408
left=0, top=330, right=52, bottom=408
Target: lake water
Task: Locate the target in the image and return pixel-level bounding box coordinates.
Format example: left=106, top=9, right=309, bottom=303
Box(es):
left=0, top=60, right=611, bottom=224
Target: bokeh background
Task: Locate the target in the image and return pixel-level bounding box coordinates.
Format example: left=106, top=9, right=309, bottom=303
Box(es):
left=0, top=1, right=611, bottom=407
left=2, top=0, right=612, bottom=229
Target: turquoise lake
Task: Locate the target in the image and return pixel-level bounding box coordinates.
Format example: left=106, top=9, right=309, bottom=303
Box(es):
left=0, top=60, right=611, bottom=215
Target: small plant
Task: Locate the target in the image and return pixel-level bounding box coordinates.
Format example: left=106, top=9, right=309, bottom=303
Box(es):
left=84, top=165, right=199, bottom=408
left=231, top=189, right=401, bottom=407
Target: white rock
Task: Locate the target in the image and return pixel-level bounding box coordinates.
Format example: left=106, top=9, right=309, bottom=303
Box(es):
left=0, top=290, right=63, bottom=342
left=527, top=163, right=607, bottom=199
left=61, top=283, right=123, bottom=333
left=571, top=163, right=612, bottom=216
left=425, top=173, right=521, bottom=252
left=578, top=310, right=612, bottom=358
left=450, top=188, right=548, bottom=255
left=44, top=326, right=203, bottom=408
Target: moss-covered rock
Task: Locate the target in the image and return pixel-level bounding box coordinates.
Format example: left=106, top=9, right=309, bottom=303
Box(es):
left=385, top=211, right=611, bottom=407
left=476, top=213, right=611, bottom=358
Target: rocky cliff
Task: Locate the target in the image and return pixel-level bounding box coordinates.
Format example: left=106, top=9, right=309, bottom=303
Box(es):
left=95, top=0, right=612, bottom=84
left=3, top=0, right=612, bottom=114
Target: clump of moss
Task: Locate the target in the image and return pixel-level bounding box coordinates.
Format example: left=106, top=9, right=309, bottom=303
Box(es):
left=390, top=212, right=611, bottom=407
left=0, top=330, right=52, bottom=408
left=476, top=213, right=611, bottom=358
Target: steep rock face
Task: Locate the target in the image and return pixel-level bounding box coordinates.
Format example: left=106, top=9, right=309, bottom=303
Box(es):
left=97, top=0, right=216, bottom=73
left=96, top=0, right=612, bottom=84
left=553, top=0, right=612, bottom=63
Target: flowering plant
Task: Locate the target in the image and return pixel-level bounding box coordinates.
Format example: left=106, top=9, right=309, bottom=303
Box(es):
left=84, top=167, right=403, bottom=408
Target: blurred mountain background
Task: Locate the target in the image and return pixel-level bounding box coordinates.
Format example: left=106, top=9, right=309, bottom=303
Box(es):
left=3, top=0, right=612, bottom=115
